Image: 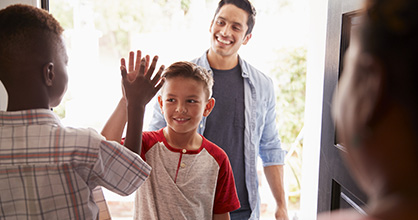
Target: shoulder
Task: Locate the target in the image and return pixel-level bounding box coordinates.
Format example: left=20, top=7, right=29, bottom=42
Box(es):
left=239, top=57, right=275, bottom=93
left=142, top=129, right=163, bottom=143
left=239, top=57, right=272, bottom=82
left=141, top=128, right=165, bottom=153
left=201, top=137, right=230, bottom=166
left=190, top=51, right=211, bottom=71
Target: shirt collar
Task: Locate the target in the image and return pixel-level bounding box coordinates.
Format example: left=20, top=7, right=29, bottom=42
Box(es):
left=201, top=50, right=250, bottom=78
left=0, top=109, right=61, bottom=126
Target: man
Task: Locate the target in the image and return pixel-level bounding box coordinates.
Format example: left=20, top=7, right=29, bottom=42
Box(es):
left=149, top=0, right=288, bottom=219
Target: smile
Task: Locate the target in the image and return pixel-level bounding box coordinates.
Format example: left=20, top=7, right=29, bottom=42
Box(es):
left=216, top=36, right=233, bottom=45
left=174, top=117, right=190, bottom=122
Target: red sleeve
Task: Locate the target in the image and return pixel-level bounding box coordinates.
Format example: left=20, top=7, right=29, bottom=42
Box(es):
left=212, top=149, right=241, bottom=214
left=121, top=129, right=163, bottom=161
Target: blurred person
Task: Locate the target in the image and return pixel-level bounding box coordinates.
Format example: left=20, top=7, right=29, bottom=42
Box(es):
left=318, top=0, right=418, bottom=219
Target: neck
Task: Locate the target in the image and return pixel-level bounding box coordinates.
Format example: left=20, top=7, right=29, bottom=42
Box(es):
left=5, top=87, right=50, bottom=111
left=163, top=127, right=202, bottom=151
left=207, top=49, right=239, bottom=70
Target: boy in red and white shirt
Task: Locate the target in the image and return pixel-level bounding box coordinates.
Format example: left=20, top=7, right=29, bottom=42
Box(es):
left=102, top=56, right=240, bottom=219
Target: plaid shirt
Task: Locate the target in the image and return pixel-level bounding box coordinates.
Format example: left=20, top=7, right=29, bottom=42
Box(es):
left=0, top=109, right=151, bottom=220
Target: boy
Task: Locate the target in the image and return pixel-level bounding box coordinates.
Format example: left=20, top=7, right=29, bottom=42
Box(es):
left=102, top=58, right=240, bottom=219
left=0, top=4, right=163, bottom=219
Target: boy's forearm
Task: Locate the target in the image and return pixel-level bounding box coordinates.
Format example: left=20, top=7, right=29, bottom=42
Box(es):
left=124, top=103, right=145, bottom=154
left=101, top=98, right=127, bottom=143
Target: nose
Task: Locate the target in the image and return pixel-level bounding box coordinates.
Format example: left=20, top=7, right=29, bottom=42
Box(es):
left=175, top=103, right=187, bottom=114
left=220, top=24, right=231, bottom=36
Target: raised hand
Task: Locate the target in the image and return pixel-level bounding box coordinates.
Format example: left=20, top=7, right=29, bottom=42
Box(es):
left=120, top=52, right=165, bottom=108
left=119, top=51, right=165, bottom=153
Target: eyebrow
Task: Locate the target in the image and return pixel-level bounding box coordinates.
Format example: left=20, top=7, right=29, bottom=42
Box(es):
left=165, top=94, right=201, bottom=99
left=217, top=16, right=244, bottom=28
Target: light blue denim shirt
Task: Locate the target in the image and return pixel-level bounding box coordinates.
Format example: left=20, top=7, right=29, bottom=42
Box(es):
left=148, top=51, right=287, bottom=219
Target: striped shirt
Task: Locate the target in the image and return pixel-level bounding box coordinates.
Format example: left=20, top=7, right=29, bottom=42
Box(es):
left=0, top=109, right=151, bottom=220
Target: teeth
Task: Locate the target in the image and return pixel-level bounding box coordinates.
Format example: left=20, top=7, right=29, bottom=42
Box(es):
left=175, top=118, right=188, bottom=121
left=217, top=37, right=231, bottom=45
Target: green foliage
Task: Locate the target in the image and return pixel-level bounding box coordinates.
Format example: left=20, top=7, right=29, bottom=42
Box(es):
left=181, top=0, right=192, bottom=14
left=273, top=47, right=306, bottom=146
left=271, top=47, right=306, bottom=209
left=49, top=0, right=73, bottom=29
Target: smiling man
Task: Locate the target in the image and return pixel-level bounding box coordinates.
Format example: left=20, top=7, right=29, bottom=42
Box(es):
left=149, top=0, right=288, bottom=219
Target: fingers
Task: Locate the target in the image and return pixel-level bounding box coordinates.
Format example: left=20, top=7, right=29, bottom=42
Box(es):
left=121, top=58, right=126, bottom=68
left=135, top=50, right=142, bottom=71
left=120, top=65, right=128, bottom=81
left=138, top=58, right=147, bottom=79
left=129, top=51, right=135, bottom=72
left=151, top=64, right=165, bottom=86
left=144, top=56, right=158, bottom=79
left=154, top=76, right=165, bottom=92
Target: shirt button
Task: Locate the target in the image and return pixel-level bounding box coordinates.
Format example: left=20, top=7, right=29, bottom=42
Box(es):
left=200, top=124, right=203, bottom=128
left=182, top=149, right=187, bottom=153
left=181, top=163, right=186, bottom=168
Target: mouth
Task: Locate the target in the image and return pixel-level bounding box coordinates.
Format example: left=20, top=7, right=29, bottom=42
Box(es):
left=216, top=35, right=233, bottom=45
left=173, top=117, right=190, bottom=123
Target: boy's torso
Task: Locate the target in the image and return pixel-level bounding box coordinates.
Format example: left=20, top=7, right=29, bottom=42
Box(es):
left=134, top=129, right=239, bottom=219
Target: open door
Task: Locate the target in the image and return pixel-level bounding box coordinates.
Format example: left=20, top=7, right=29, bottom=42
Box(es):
left=317, top=0, right=367, bottom=214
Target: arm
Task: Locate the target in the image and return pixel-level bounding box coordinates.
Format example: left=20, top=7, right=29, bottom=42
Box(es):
left=264, top=165, right=289, bottom=220
left=102, top=51, right=150, bottom=142
left=259, top=79, right=288, bottom=220
left=105, top=51, right=164, bottom=154
left=213, top=213, right=230, bottom=220
left=101, top=97, right=127, bottom=143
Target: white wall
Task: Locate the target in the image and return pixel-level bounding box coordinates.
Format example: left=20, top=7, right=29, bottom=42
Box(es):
left=0, top=0, right=41, bottom=110
left=299, top=0, right=328, bottom=219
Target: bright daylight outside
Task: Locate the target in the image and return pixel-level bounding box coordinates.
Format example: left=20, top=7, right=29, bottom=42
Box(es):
left=49, top=0, right=308, bottom=219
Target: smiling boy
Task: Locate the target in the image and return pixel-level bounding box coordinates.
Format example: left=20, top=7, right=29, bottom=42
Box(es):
left=102, top=58, right=240, bottom=219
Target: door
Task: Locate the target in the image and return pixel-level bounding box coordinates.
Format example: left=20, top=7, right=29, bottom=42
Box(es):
left=317, top=0, right=367, bottom=214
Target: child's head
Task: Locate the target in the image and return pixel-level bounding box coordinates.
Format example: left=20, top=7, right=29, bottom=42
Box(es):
left=158, top=61, right=215, bottom=134
left=161, top=61, right=214, bottom=99
left=0, top=4, right=67, bottom=110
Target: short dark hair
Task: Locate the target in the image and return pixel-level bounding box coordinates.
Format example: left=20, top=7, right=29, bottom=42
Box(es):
left=0, top=4, right=64, bottom=73
left=213, top=0, right=256, bottom=35
left=162, top=61, right=214, bottom=98
left=360, top=0, right=418, bottom=133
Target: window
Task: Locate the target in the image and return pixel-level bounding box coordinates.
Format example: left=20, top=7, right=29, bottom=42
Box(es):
left=49, top=0, right=308, bottom=218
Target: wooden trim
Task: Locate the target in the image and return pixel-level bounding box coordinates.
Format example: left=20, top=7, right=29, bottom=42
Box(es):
left=41, top=0, right=49, bottom=11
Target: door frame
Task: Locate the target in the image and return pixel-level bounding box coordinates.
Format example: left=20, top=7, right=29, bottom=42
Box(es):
left=300, top=0, right=364, bottom=218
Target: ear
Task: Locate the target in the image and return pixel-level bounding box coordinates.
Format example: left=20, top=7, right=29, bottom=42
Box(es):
left=203, top=98, right=215, bottom=117
left=242, top=33, right=252, bottom=45
left=43, top=62, right=55, bottom=87
left=158, top=95, right=164, bottom=114
left=357, top=54, right=386, bottom=127
left=209, top=20, right=214, bottom=33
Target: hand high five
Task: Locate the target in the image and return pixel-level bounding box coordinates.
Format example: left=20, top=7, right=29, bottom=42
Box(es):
left=120, top=50, right=165, bottom=107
